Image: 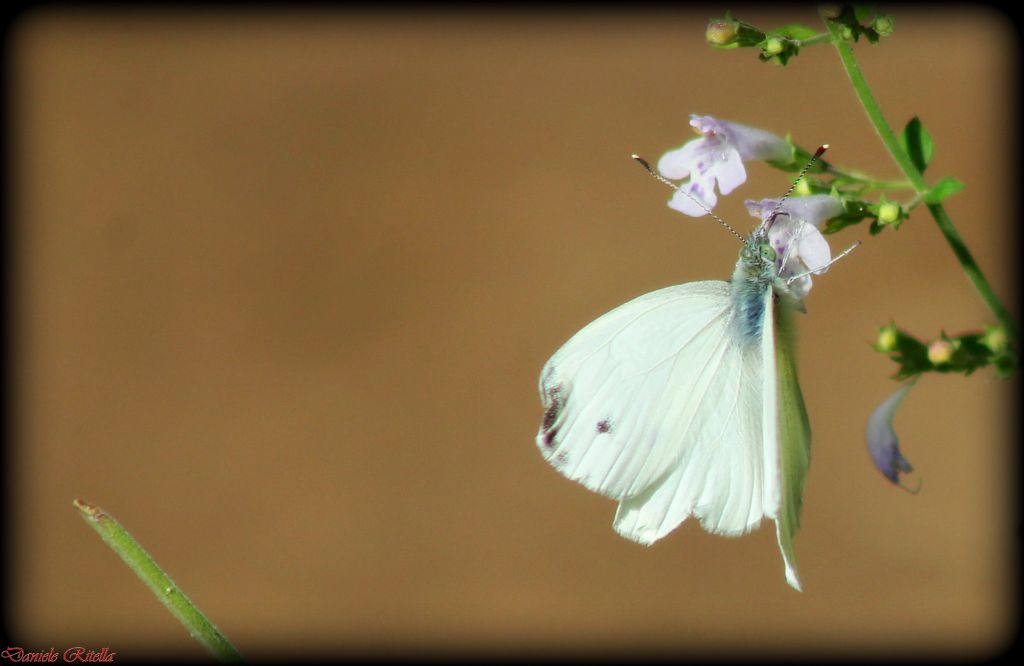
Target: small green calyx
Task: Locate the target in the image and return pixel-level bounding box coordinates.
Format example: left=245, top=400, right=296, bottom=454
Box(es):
left=872, top=15, right=895, bottom=37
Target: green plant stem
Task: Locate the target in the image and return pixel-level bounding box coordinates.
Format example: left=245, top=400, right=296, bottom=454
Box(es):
left=822, top=164, right=912, bottom=190
left=73, top=499, right=243, bottom=662
left=822, top=15, right=1019, bottom=347
left=797, top=32, right=832, bottom=47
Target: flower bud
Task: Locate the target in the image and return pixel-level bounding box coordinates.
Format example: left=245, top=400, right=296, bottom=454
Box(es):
left=706, top=18, right=740, bottom=46
left=981, top=325, right=1008, bottom=354
left=876, top=324, right=898, bottom=352
left=872, top=15, right=895, bottom=37
left=877, top=201, right=902, bottom=225
left=763, top=37, right=784, bottom=55
left=927, top=340, right=954, bottom=365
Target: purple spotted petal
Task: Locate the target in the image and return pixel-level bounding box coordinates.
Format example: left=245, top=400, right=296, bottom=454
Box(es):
left=866, top=381, right=920, bottom=492
left=764, top=219, right=828, bottom=275
left=668, top=175, right=717, bottom=217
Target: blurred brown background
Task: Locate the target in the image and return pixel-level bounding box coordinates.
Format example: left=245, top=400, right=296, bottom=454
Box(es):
left=8, top=6, right=1017, bottom=659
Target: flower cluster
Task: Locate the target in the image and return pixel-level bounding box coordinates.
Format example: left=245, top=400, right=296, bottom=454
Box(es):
left=656, top=115, right=841, bottom=301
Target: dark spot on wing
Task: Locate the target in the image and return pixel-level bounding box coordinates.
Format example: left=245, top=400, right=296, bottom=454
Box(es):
left=542, top=388, right=562, bottom=432
left=541, top=383, right=565, bottom=449
left=596, top=418, right=611, bottom=434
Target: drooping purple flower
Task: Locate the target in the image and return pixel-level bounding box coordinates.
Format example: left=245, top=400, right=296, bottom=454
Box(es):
left=866, top=381, right=920, bottom=493
left=745, top=194, right=842, bottom=300
left=658, top=115, right=791, bottom=217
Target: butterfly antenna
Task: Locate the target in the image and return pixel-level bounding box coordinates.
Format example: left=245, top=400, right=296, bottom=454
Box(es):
left=767, top=144, right=830, bottom=227
left=631, top=154, right=745, bottom=243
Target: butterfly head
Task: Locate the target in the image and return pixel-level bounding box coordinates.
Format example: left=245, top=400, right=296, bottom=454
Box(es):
left=737, top=227, right=781, bottom=281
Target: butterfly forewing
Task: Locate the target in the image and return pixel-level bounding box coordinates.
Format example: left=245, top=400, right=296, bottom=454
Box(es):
left=538, top=281, right=776, bottom=542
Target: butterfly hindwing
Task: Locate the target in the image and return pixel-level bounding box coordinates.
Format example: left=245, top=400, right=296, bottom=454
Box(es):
left=770, top=291, right=811, bottom=590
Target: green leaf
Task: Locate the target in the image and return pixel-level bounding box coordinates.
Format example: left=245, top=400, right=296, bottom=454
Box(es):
left=821, top=215, right=865, bottom=235
left=889, top=333, right=931, bottom=379
left=821, top=197, right=872, bottom=235
left=735, top=21, right=768, bottom=47
left=953, top=334, right=991, bottom=375
left=923, top=176, right=966, bottom=204
left=900, top=117, right=934, bottom=174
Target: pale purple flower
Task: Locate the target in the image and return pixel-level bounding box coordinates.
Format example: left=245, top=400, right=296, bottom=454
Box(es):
left=866, top=381, right=920, bottom=493
left=658, top=115, right=791, bottom=217
left=745, top=195, right=842, bottom=300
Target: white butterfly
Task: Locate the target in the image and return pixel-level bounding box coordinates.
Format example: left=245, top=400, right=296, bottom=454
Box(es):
left=536, top=151, right=848, bottom=591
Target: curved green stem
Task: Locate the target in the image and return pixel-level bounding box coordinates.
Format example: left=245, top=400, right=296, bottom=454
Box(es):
left=822, top=14, right=1019, bottom=348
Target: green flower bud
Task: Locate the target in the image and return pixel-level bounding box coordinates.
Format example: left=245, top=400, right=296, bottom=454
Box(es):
left=877, top=201, right=902, bottom=225
left=981, top=325, right=1009, bottom=354
left=872, top=15, right=895, bottom=37
left=763, top=37, right=784, bottom=55
left=876, top=324, right=898, bottom=352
